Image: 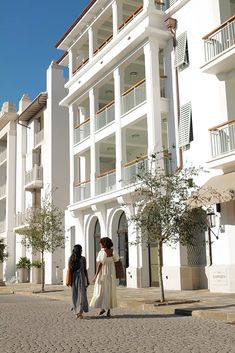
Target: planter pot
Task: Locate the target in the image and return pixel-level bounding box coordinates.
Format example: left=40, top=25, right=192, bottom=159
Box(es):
left=32, top=267, right=42, bottom=284
left=18, top=268, right=30, bottom=283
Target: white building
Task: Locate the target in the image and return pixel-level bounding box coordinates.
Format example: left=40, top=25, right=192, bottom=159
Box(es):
left=0, top=102, right=17, bottom=282
left=55, top=0, right=235, bottom=292
left=13, top=62, right=70, bottom=284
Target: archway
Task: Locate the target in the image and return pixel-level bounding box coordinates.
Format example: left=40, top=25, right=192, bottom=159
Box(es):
left=93, top=219, right=101, bottom=274
left=117, top=212, right=129, bottom=286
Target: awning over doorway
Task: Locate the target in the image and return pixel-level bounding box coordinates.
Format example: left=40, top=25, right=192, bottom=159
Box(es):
left=190, top=171, right=235, bottom=207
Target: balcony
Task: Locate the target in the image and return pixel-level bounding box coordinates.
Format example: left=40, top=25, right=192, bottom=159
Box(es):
left=74, top=180, right=91, bottom=203
left=122, top=156, right=148, bottom=186
left=122, top=79, right=146, bottom=115
left=201, top=15, right=235, bottom=75
left=34, top=129, right=44, bottom=148
left=0, top=220, right=5, bottom=233
left=118, top=5, right=143, bottom=32
left=95, top=169, right=116, bottom=195
left=14, top=208, right=39, bottom=229
left=95, top=101, right=115, bottom=131
left=25, top=165, right=43, bottom=190
left=0, top=149, right=7, bottom=165
left=0, top=184, right=6, bottom=199
left=210, top=119, right=235, bottom=158
left=74, top=118, right=90, bottom=144
left=73, top=58, right=89, bottom=76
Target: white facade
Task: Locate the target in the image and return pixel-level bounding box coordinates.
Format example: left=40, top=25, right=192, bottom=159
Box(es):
left=13, top=62, right=70, bottom=284
left=0, top=102, right=17, bottom=282
left=56, top=0, right=235, bottom=292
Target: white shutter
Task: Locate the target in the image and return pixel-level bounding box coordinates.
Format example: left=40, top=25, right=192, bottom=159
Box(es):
left=178, top=102, right=192, bottom=147
left=169, top=0, right=178, bottom=6
left=174, top=32, right=187, bottom=67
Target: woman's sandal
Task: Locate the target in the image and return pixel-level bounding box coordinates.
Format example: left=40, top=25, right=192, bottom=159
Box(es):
left=106, top=309, right=111, bottom=318
left=76, top=313, right=83, bottom=319
left=98, top=309, right=106, bottom=316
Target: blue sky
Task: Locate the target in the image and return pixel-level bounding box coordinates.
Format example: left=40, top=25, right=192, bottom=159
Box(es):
left=0, top=0, right=90, bottom=110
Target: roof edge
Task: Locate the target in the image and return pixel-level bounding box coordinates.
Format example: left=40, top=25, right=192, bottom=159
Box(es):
left=54, top=0, right=98, bottom=49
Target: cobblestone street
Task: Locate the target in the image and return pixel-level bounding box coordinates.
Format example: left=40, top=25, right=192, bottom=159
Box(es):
left=1, top=294, right=235, bottom=353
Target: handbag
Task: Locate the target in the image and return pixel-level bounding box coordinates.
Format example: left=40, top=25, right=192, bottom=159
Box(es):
left=115, top=259, right=124, bottom=279
left=66, top=267, right=72, bottom=287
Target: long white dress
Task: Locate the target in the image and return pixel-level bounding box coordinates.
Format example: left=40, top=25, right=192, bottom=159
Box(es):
left=90, top=248, right=119, bottom=309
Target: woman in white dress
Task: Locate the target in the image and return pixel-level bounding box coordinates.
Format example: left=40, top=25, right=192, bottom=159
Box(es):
left=90, top=237, right=119, bottom=317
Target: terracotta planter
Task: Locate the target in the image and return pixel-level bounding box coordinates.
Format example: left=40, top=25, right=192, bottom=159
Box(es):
left=32, top=267, right=42, bottom=284
left=18, top=268, right=30, bottom=283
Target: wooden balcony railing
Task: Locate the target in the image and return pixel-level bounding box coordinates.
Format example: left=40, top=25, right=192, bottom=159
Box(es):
left=202, top=14, right=235, bottom=40
left=73, top=57, right=89, bottom=75
left=209, top=118, right=235, bottom=131
left=94, top=34, right=113, bottom=55
left=123, top=155, right=148, bottom=167
left=74, top=179, right=91, bottom=187
left=96, top=101, right=115, bottom=115
left=122, top=79, right=145, bottom=97
left=118, top=5, right=143, bottom=31
left=97, top=168, right=116, bottom=179
left=74, top=118, right=90, bottom=129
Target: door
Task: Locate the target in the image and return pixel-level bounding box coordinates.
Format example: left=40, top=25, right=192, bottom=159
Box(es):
left=117, top=212, right=129, bottom=286
left=149, top=244, right=160, bottom=287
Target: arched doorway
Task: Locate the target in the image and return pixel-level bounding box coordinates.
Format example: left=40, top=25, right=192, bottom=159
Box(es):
left=117, top=212, right=129, bottom=286
left=148, top=244, right=160, bottom=287
left=94, top=219, right=101, bottom=274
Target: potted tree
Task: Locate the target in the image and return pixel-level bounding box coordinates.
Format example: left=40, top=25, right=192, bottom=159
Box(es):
left=16, top=257, right=31, bottom=283
left=31, top=260, right=42, bottom=284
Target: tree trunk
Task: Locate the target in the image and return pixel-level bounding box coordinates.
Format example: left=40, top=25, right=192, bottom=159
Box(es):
left=157, top=242, right=165, bottom=302
left=41, top=251, right=45, bottom=292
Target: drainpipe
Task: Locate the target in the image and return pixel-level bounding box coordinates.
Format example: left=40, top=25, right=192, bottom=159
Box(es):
left=165, top=17, right=183, bottom=169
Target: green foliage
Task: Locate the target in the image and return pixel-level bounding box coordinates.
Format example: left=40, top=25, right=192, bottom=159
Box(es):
left=15, top=193, right=64, bottom=255
left=0, top=238, right=7, bottom=263
left=130, top=155, right=218, bottom=247
left=31, top=260, right=42, bottom=268
left=16, top=257, right=31, bottom=269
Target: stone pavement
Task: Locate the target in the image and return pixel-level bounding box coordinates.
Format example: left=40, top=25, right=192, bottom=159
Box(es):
left=1, top=283, right=235, bottom=322
left=1, top=294, right=235, bottom=353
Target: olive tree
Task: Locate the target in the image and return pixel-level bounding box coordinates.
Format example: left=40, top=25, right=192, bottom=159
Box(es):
left=15, top=192, right=64, bottom=292
left=128, top=154, right=228, bottom=302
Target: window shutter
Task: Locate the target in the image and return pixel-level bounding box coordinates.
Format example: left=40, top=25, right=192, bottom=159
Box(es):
left=174, top=32, right=187, bottom=67
left=178, top=102, right=192, bottom=147
left=169, top=0, right=178, bottom=6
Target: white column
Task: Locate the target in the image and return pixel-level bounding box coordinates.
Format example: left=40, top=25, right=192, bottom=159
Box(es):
left=89, top=88, right=97, bottom=197
left=69, top=105, right=76, bottom=203
left=144, top=39, right=163, bottom=157
left=89, top=27, right=97, bottom=59
left=112, top=1, right=123, bottom=37
left=78, top=106, right=86, bottom=124
left=144, top=0, right=155, bottom=10
left=69, top=48, right=76, bottom=78
left=114, top=67, right=123, bottom=188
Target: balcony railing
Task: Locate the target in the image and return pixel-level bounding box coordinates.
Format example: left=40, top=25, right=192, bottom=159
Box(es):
left=34, top=129, right=44, bottom=147
left=0, top=149, right=7, bottom=164
left=25, top=165, right=43, bottom=188
left=119, top=5, right=143, bottom=31
left=122, top=156, right=148, bottom=186
left=96, top=169, right=116, bottom=195
left=209, top=119, right=235, bottom=158
left=94, top=34, right=113, bottom=55
left=122, top=79, right=146, bottom=115
left=74, top=180, right=91, bottom=202
left=73, top=58, right=89, bottom=75
left=74, top=118, right=90, bottom=144
left=203, top=15, right=235, bottom=62
left=14, top=208, right=39, bottom=228
left=0, top=184, right=6, bottom=199
left=0, top=220, right=6, bottom=233
left=95, top=101, right=115, bottom=131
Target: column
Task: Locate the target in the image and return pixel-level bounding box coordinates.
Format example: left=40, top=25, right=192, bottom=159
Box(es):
left=144, top=39, right=163, bottom=159
left=89, top=88, right=97, bottom=197
left=112, top=1, right=123, bottom=37
left=144, top=0, right=156, bottom=10
left=114, top=67, right=123, bottom=188
left=89, top=27, right=97, bottom=59
left=69, top=48, right=76, bottom=78
left=69, top=105, right=76, bottom=204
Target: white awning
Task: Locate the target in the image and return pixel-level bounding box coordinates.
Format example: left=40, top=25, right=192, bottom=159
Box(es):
left=190, top=171, right=235, bottom=207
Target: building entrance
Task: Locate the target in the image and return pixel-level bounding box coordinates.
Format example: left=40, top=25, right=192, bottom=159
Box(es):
left=149, top=244, right=160, bottom=287
left=117, top=212, right=129, bottom=286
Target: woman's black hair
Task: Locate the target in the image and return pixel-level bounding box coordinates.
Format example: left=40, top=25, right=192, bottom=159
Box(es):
left=70, top=244, right=82, bottom=268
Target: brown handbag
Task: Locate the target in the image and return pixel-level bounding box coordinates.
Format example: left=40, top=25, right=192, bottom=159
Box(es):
left=66, top=267, right=72, bottom=287
left=115, top=260, right=124, bottom=279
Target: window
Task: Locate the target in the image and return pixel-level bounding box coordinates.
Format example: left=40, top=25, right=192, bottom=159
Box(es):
left=178, top=102, right=193, bottom=148
left=174, top=32, right=189, bottom=71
